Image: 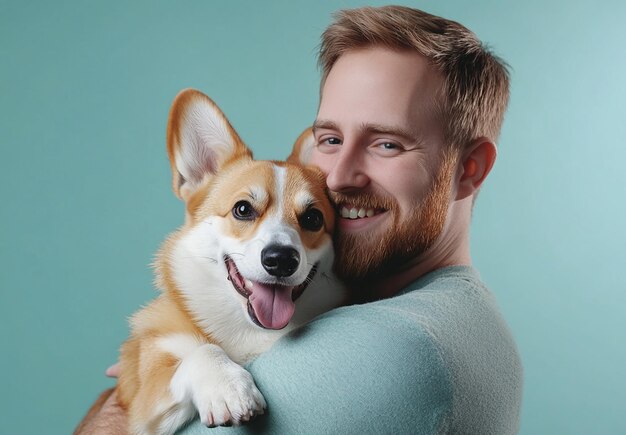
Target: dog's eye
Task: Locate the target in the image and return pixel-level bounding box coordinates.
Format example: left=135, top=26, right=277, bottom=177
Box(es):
left=299, top=208, right=324, bottom=232
left=232, top=200, right=256, bottom=220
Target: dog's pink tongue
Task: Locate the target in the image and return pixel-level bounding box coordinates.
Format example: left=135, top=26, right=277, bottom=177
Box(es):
left=249, top=283, right=295, bottom=330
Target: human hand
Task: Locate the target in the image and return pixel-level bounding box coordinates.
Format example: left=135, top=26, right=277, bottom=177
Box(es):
left=74, top=364, right=125, bottom=434
left=74, top=387, right=128, bottom=435
left=105, top=362, right=121, bottom=378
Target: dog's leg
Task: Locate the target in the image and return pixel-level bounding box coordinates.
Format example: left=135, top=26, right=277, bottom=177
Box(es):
left=170, top=342, right=267, bottom=427
left=122, top=335, right=197, bottom=435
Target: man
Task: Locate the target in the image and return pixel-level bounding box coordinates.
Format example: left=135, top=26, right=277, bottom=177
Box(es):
left=77, top=6, right=522, bottom=434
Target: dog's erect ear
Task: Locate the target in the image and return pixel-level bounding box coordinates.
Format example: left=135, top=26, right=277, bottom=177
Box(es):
left=286, top=127, right=315, bottom=166
left=166, top=89, right=252, bottom=201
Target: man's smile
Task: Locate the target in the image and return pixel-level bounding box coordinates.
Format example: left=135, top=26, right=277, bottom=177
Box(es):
left=336, top=203, right=389, bottom=231
left=339, top=205, right=386, bottom=219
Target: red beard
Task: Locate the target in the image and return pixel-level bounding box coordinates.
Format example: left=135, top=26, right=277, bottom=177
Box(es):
left=331, top=150, right=457, bottom=285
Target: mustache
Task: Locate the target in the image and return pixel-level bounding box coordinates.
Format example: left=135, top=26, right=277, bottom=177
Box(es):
left=329, top=191, right=396, bottom=211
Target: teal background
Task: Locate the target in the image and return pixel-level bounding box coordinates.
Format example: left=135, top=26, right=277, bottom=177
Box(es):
left=1, top=0, right=625, bottom=433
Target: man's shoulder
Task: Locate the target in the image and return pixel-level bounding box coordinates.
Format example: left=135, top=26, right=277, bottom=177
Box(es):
left=389, top=265, right=512, bottom=342
left=323, top=266, right=496, bottom=343
left=179, top=267, right=521, bottom=434
left=384, top=265, right=523, bottom=434
left=277, top=296, right=453, bottom=385
left=323, top=265, right=523, bottom=434
left=279, top=266, right=492, bottom=373
left=241, top=295, right=455, bottom=434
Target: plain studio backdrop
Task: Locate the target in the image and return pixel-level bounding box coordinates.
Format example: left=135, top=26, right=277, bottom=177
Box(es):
left=1, top=1, right=624, bottom=433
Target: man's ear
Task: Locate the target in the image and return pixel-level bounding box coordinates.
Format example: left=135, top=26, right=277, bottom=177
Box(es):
left=455, top=137, right=497, bottom=201
left=286, top=127, right=315, bottom=165
left=166, top=89, right=252, bottom=201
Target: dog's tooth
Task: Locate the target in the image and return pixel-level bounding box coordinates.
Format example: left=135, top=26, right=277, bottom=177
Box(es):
left=341, top=207, right=350, bottom=218
left=244, top=279, right=253, bottom=289
left=357, top=208, right=366, bottom=218
left=366, top=209, right=375, bottom=218
left=349, top=208, right=358, bottom=219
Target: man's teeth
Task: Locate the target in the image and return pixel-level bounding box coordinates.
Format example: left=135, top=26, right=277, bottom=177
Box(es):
left=340, top=207, right=376, bottom=219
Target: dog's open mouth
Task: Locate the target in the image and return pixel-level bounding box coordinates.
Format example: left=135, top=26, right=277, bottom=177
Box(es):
left=224, top=256, right=317, bottom=330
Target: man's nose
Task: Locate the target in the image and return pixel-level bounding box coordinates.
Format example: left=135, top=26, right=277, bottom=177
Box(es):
left=325, top=143, right=369, bottom=192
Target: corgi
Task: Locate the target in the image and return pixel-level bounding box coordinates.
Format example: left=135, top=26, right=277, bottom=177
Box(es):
left=116, top=89, right=345, bottom=434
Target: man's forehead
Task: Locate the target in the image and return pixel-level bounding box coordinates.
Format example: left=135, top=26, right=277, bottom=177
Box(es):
left=325, top=47, right=442, bottom=90
left=316, top=47, right=444, bottom=140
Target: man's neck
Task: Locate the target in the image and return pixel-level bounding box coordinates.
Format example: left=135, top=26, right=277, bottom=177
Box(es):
left=369, top=247, right=470, bottom=301
left=354, top=208, right=472, bottom=302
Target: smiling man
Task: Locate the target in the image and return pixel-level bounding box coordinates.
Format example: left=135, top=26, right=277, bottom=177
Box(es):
left=77, top=6, right=522, bottom=435
left=311, top=46, right=461, bottom=301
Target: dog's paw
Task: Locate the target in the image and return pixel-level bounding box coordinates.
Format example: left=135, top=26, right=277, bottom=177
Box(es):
left=196, top=366, right=267, bottom=427
left=170, top=343, right=267, bottom=427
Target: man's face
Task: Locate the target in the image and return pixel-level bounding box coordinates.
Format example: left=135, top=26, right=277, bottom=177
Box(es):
left=310, top=47, right=457, bottom=283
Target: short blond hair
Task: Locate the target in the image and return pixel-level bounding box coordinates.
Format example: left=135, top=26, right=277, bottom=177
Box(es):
left=319, top=6, right=510, bottom=150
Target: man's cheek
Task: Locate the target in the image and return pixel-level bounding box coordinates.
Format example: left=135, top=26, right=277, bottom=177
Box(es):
left=308, top=150, right=332, bottom=176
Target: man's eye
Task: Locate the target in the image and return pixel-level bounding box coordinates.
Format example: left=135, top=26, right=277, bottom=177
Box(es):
left=373, top=141, right=403, bottom=156
left=380, top=142, right=398, bottom=150
left=318, top=137, right=342, bottom=147
left=315, top=136, right=342, bottom=154
left=232, top=200, right=256, bottom=220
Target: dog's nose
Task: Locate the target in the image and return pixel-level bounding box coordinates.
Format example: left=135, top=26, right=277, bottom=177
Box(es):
left=261, top=245, right=300, bottom=277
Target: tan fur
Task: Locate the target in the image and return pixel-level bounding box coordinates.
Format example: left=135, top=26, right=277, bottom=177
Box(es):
left=282, top=163, right=335, bottom=250
left=166, top=89, right=252, bottom=201
left=287, top=127, right=315, bottom=165
left=117, top=296, right=203, bottom=401
left=185, top=159, right=334, bottom=247
left=194, top=161, right=276, bottom=240
left=116, top=90, right=341, bottom=434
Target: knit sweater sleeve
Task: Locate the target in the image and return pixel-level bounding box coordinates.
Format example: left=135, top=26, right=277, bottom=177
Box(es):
left=179, top=304, right=453, bottom=435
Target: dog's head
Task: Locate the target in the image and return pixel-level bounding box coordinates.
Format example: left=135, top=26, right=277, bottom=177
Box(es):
left=160, top=89, right=335, bottom=332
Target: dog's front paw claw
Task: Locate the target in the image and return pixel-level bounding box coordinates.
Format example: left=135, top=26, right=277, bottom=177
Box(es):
left=197, top=370, right=267, bottom=427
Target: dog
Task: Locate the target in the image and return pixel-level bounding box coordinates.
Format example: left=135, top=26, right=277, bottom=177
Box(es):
left=116, top=89, right=345, bottom=434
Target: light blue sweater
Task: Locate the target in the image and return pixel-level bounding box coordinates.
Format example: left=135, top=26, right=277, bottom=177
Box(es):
left=180, top=266, right=523, bottom=434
